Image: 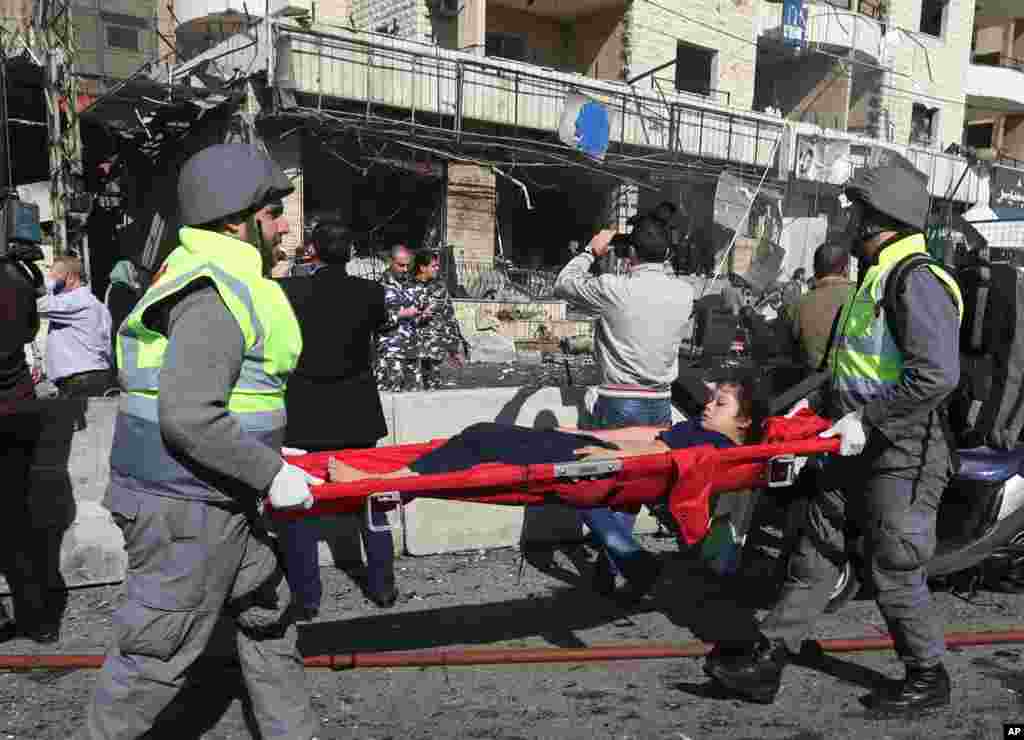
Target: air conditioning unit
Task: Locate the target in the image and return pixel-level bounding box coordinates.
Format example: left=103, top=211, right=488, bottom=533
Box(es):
left=429, top=0, right=461, bottom=18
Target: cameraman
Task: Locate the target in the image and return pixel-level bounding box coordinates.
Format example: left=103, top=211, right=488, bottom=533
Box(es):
left=0, top=255, right=56, bottom=642
left=555, top=216, right=694, bottom=597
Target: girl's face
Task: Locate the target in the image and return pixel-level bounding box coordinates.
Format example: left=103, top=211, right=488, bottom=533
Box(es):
left=702, top=384, right=751, bottom=444
left=417, top=258, right=439, bottom=281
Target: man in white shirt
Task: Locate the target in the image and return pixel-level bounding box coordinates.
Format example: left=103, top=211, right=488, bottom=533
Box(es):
left=555, top=215, right=694, bottom=597
left=38, top=255, right=114, bottom=399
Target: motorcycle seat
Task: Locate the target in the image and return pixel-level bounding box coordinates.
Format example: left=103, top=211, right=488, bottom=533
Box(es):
left=956, top=445, right=1024, bottom=483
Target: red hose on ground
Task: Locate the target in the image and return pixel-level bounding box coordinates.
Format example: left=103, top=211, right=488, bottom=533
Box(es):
left=2, top=629, right=1024, bottom=671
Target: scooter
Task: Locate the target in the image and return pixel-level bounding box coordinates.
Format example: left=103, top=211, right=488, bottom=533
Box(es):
left=777, top=442, right=1024, bottom=612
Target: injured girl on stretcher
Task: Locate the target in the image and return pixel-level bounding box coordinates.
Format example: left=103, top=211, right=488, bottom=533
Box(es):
left=327, top=376, right=767, bottom=484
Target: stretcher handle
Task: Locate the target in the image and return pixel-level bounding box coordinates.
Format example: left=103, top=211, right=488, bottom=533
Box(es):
left=366, top=491, right=402, bottom=533
left=709, top=437, right=840, bottom=466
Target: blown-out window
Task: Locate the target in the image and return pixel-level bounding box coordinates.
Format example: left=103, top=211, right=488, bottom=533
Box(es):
left=919, top=0, right=948, bottom=38
left=675, top=41, right=717, bottom=98
left=106, top=25, right=140, bottom=51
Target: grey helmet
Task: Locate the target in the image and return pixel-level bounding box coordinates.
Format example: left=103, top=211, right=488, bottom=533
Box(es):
left=843, top=157, right=930, bottom=232
left=178, top=143, right=294, bottom=227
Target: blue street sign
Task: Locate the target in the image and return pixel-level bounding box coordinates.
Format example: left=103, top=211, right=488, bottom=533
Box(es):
left=782, top=0, right=806, bottom=48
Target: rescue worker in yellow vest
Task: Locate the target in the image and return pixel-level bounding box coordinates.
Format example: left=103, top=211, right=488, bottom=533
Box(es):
left=85, top=144, right=321, bottom=739
left=706, top=159, right=963, bottom=714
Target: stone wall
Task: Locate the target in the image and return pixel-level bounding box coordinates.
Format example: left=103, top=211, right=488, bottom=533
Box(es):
left=446, top=163, right=497, bottom=265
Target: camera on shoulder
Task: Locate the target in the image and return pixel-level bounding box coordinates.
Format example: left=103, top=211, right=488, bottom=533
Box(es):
left=0, top=195, right=44, bottom=264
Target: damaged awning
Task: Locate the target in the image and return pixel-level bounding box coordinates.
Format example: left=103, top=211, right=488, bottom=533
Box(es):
left=81, top=77, right=244, bottom=160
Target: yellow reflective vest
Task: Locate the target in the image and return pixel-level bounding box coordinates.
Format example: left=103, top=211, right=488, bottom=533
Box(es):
left=830, top=233, right=963, bottom=416
left=109, top=227, right=302, bottom=502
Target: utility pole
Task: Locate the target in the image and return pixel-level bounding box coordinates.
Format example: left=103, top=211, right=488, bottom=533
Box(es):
left=39, top=0, right=84, bottom=259
left=0, top=28, right=13, bottom=258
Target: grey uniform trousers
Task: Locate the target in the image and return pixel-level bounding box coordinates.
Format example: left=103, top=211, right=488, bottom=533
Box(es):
left=761, top=468, right=947, bottom=668
left=85, top=488, right=319, bottom=739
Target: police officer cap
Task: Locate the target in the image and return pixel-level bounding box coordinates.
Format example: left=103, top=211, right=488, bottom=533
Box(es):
left=178, top=143, right=294, bottom=227
left=843, top=157, right=929, bottom=232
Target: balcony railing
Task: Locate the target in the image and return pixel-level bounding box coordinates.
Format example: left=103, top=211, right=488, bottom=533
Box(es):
left=446, top=259, right=559, bottom=301
left=650, top=75, right=731, bottom=107
left=275, top=24, right=783, bottom=169
left=972, top=52, right=1024, bottom=72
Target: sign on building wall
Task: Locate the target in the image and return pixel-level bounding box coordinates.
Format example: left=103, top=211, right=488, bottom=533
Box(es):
left=782, top=0, right=806, bottom=48
left=991, top=164, right=1024, bottom=213
left=558, top=92, right=618, bottom=162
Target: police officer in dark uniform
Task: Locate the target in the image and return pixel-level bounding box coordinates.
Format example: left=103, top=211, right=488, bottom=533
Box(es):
left=706, top=158, right=963, bottom=714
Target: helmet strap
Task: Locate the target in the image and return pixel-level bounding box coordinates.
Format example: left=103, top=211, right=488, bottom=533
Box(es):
left=245, top=212, right=273, bottom=277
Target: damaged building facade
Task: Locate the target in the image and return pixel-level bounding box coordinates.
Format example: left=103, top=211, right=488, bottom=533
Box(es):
left=72, top=0, right=1017, bottom=335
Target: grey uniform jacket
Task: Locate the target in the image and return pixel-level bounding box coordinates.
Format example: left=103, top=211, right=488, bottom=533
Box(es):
left=154, top=284, right=283, bottom=501
left=837, top=254, right=961, bottom=479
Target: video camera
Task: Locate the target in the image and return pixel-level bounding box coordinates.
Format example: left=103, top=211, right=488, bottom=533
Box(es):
left=0, top=194, right=44, bottom=264
left=0, top=194, right=45, bottom=293
left=609, top=231, right=634, bottom=259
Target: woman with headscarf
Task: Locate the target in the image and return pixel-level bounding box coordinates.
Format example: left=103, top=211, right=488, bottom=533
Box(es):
left=104, top=259, right=146, bottom=369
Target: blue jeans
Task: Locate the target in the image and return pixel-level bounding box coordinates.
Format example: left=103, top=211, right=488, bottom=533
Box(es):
left=582, top=395, right=672, bottom=575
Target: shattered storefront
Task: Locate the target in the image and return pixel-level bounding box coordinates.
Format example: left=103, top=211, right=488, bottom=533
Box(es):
left=80, top=84, right=248, bottom=297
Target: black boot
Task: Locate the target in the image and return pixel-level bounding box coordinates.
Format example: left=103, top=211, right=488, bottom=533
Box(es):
left=706, top=636, right=790, bottom=704
left=368, top=585, right=398, bottom=609
left=703, top=640, right=759, bottom=679
left=865, top=663, right=951, bottom=714
left=617, top=550, right=664, bottom=600
left=0, top=601, right=14, bottom=644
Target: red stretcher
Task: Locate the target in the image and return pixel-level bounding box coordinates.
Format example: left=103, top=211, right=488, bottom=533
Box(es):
left=277, top=411, right=841, bottom=545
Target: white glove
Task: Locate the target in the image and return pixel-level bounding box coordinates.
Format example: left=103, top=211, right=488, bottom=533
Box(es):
left=267, top=462, right=323, bottom=511
left=819, top=410, right=867, bottom=456
left=281, top=447, right=308, bottom=456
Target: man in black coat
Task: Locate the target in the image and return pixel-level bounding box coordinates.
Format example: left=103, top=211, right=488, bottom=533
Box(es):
left=277, top=221, right=399, bottom=609
left=0, top=256, right=58, bottom=642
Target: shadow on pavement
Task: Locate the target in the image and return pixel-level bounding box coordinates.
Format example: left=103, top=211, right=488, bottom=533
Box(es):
left=296, top=544, right=782, bottom=657
left=147, top=662, right=260, bottom=738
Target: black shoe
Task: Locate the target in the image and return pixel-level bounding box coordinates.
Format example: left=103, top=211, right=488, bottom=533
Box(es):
left=23, top=622, right=59, bottom=644
left=865, top=663, right=951, bottom=714
left=706, top=636, right=789, bottom=704
left=369, top=587, right=398, bottom=609
left=618, top=551, right=664, bottom=600
left=703, top=641, right=759, bottom=679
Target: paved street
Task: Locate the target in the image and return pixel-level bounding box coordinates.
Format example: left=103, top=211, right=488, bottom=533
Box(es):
left=1, top=523, right=1022, bottom=739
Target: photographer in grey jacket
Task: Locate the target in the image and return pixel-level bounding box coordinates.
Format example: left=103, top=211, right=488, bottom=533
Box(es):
left=555, top=215, right=694, bottom=597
